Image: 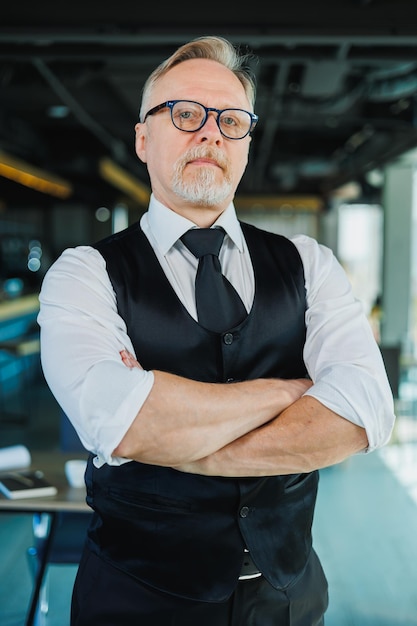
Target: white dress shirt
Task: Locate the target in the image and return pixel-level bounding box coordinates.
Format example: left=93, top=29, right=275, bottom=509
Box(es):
left=38, top=194, right=395, bottom=467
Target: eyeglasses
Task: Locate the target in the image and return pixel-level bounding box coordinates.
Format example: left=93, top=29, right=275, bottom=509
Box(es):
left=143, top=100, right=258, bottom=140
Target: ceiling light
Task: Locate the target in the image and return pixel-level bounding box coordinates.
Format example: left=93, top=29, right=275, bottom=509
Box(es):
left=99, top=157, right=150, bottom=206
left=0, top=150, right=73, bottom=199
left=47, top=104, right=70, bottom=119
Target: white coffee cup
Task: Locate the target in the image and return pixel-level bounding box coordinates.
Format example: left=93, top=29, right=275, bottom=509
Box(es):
left=65, top=459, right=87, bottom=488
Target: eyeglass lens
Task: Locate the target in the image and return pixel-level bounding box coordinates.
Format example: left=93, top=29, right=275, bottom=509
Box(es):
left=171, top=101, right=253, bottom=139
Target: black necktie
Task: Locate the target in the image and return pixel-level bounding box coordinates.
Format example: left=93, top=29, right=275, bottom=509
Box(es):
left=181, top=228, right=247, bottom=333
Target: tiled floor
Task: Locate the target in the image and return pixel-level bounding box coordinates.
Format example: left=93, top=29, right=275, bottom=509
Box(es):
left=1, top=376, right=417, bottom=625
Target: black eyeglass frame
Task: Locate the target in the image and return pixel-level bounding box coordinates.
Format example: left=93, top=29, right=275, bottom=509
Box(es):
left=143, top=100, right=259, bottom=140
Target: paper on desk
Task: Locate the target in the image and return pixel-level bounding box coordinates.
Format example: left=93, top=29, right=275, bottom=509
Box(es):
left=0, top=445, right=31, bottom=471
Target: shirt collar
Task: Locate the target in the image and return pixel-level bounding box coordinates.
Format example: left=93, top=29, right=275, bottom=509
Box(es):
left=147, top=194, right=244, bottom=255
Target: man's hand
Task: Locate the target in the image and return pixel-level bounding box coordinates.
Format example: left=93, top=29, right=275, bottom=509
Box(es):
left=120, top=349, right=142, bottom=369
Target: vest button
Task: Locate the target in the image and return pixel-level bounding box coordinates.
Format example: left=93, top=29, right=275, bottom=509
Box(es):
left=240, top=506, right=250, bottom=518
left=223, top=332, right=234, bottom=345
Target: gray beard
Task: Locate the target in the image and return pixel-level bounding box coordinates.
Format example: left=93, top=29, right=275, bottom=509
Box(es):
left=172, top=164, right=233, bottom=207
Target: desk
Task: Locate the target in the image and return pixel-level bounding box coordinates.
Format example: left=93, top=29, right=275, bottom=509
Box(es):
left=0, top=451, right=90, bottom=626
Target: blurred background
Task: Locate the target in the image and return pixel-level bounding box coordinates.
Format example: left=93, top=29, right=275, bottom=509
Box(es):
left=1, top=2, right=417, bottom=624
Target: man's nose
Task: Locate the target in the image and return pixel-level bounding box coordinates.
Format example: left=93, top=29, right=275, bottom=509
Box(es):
left=198, top=112, right=222, bottom=138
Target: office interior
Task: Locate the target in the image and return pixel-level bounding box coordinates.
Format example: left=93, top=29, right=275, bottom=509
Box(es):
left=2, top=3, right=417, bottom=624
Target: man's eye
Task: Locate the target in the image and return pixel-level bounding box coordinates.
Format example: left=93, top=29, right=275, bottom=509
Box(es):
left=222, top=116, right=237, bottom=127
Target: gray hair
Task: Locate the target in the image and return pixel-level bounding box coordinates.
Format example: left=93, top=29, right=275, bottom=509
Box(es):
left=139, top=36, right=257, bottom=121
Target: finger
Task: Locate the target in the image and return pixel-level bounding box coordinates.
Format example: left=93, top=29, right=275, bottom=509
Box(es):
left=120, top=349, right=135, bottom=367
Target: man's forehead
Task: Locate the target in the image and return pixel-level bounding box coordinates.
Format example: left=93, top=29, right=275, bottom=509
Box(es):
left=152, top=59, right=250, bottom=108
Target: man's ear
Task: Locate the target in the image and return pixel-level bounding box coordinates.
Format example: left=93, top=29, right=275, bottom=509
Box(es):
left=135, top=122, right=147, bottom=163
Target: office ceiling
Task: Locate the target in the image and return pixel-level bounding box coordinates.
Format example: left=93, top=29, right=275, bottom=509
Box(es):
left=1, top=0, right=417, bottom=209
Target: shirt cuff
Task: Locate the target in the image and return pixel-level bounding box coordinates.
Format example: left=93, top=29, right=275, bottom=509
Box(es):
left=304, top=369, right=395, bottom=453
left=77, top=361, right=155, bottom=467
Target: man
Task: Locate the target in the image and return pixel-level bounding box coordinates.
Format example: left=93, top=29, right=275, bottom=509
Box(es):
left=38, top=36, right=395, bottom=625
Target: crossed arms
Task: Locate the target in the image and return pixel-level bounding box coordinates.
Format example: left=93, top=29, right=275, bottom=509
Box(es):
left=113, top=350, right=369, bottom=477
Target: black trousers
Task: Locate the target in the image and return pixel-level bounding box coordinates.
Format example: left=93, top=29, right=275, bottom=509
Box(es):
left=71, top=547, right=328, bottom=626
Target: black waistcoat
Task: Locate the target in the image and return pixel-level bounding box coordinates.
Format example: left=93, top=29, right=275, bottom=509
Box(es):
left=87, top=220, right=319, bottom=602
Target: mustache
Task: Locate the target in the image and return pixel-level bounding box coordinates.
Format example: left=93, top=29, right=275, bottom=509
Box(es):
left=176, top=146, right=229, bottom=171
